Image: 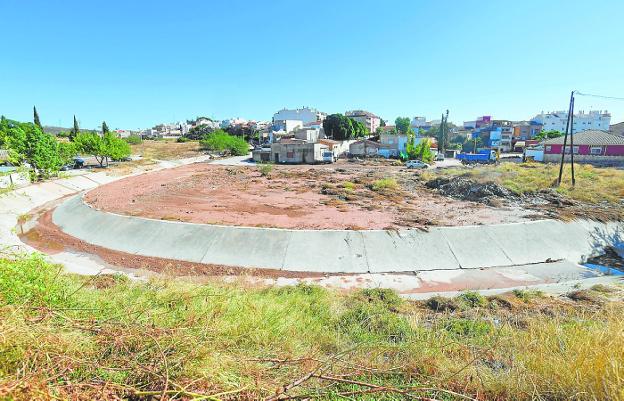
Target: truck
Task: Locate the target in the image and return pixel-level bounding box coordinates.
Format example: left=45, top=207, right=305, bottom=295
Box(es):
left=456, top=149, right=498, bottom=165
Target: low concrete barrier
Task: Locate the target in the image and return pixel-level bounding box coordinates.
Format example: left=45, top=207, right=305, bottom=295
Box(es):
left=52, top=195, right=624, bottom=273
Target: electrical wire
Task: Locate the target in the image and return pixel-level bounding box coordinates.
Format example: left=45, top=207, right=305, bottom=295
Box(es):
left=574, top=91, right=624, bottom=101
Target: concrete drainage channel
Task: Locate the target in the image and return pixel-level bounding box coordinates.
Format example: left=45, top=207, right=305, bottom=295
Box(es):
left=48, top=193, right=624, bottom=296
left=3, top=155, right=623, bottom=297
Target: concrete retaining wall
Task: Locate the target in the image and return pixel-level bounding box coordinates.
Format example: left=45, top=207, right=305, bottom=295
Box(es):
left=53, top=195, right=624, bottom=273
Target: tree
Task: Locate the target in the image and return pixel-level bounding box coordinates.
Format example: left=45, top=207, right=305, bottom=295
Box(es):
left=380, top=119, right=386, bottom=127
left=186, top=124, right=214, bottom=140
left=25, top=124, right=64, bottom=178
left=437, top=110, right=449, bottom=153
left=534, top=130, right=563, bottom=141
left=349, top=118, right=369, bottom=138
left=74, top=132, right=130, bottom=167
left=58, top=141, right=77, bottom=165
left=323, top=114, right=354, bottom=141
left=103, top=132, right=131, bottom=162
left=395, top=117, right=411, bottom=135
left=33, top=106, right=42, bottom=130
left=70, top=115, right=80, bottom=141
left=405, top=133, right=433, bottom=163
left=199, top=129, right=249, bottom=156
left=102, top=121, right=109, bottom=134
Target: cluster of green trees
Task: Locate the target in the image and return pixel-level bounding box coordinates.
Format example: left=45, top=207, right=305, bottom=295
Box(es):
left=0, top=108, right=132, bottom=179
left=199, top=129, right=249, bottom=156
left=404, top=135, right=434, bottom=163
left=322, top=114, right=369, bottom=140
left=0, top=117, right=75, bottom=178
left=534, top=130, right=563, bottom=141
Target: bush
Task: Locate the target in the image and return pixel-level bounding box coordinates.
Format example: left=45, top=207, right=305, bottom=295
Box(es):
left=199, top=129, right=249, bottom=156
left=176, top=136, right=190, bottom=143
left=124, top=134, right=142, bottom=145
left=425, top=296, right=460, bottom=312
left=371, top=178, right=398, bottom=191
left=357, top=288, right=403, bottom=310
left=259, top=163, right=273, bottom=177
left=458, top=291, right=487, bottom=308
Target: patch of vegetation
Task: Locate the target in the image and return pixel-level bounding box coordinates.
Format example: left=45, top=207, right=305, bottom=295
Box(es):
left=124, top=134, right=142, bottom=145
left=513, top=289, right=545, bottom=303
left=370, top=178, right=398, bottom=192
left=199, top=129, right=249, bottom=156
left=425, top=295, right=461, bottom=312
left=259, top=163, right=273, bottom=177
left=341, top=181, right=356, bottom=192
left=458, top=290, right=487, bottom=308
left=1, top=254, right=624, bottom=400
left=422, top=162, right=624, bottom=204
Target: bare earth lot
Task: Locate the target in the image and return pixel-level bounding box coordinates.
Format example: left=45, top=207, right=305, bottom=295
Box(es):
left=85, top=162, right=537, bottom=229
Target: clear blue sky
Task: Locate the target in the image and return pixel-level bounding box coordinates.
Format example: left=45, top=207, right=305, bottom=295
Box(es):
left=2, top=0, right=623, bottom=130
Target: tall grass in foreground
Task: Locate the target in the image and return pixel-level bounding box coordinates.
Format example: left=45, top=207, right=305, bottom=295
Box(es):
left=422, top=162, right=624, bottom=203
left=1, top=253, right=623, bottom=400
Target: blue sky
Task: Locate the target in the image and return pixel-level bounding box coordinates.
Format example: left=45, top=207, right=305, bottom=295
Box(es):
left=1, top=0, right=623, bottom=129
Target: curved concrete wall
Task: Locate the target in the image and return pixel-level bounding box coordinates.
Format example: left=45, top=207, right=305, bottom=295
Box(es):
left=52, top=195, right=623, bottom=273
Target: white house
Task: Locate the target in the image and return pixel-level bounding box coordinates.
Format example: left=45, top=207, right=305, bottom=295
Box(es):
left=273, top=107, right=327, bottom=125
left=532, top=110, right=611, bottom=133
left=273, top=119, right=303, bottom=134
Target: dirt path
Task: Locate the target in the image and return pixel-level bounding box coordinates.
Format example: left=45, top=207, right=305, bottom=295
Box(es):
left=84, top=163, right=538, bottom=229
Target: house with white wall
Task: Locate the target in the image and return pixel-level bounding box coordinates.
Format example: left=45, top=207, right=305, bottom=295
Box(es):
left=532, top=110, right=611, bottom=134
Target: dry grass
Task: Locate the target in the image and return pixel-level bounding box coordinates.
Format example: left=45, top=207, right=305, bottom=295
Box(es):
left=130, top=139, right=203, bottom=161
left=423, top=162, right=624, bottom=203
left=1, top=253, right=624, bottom=400
left=105, top=140, right=205, bottom=176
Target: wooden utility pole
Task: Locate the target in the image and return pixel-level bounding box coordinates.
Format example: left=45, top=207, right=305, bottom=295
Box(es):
left=557, top=91, right=576, bottom=186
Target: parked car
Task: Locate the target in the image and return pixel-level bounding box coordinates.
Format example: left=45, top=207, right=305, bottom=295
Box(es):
left=435, top=153, right=445, bottom=161
left=60, top=157, right=85, bottom=171
left=405, top=160, right=428, bottom=169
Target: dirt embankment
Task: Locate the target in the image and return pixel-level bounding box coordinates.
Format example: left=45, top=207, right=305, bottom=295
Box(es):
left=84, top=163, right=536, bottom=230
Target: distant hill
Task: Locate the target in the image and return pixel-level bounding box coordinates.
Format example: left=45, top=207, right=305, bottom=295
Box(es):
left=43, top=126, right=97, bottom=135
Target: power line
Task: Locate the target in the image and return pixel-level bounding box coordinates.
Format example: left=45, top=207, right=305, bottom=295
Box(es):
left=574, top=91, right=624, bottom=101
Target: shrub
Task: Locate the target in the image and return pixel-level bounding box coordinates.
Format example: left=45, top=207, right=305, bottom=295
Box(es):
left=259, top=163, right=273, bottom=177
left=458, top=291, right=487, bottom=308
left=371, top=178, right=398, bottom=191
left=444, top=318, right=493, bottom=337
left=338, top=302, right=411, bottom=343
left=176, top=136, right=190, bottom=143
left=124, top=134, right=142, bottom=145
left=425, top=296, right=460, bottom=312
left=513, top=289, right=544, bottom=303
left=357, top=288, right=403, bottom=310
left=200, top=129, right=249, bottom=156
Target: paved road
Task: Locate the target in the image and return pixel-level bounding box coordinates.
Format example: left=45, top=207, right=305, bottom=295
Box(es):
left=209, top=154, right=255, bottom=166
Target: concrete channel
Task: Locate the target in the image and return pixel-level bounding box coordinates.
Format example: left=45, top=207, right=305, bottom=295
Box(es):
left=53, top=194, right=624, bottom=274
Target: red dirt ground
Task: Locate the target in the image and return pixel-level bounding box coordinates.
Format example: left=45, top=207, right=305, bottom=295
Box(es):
left=84, top=163, right=536, bottom=229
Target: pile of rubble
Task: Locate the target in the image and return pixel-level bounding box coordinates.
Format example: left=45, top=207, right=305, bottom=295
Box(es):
left=425, top=176, right=518, bottom=205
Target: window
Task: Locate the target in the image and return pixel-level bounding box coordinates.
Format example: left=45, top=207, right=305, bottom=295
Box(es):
left=590, top=147, right=602, bottom=155
left=287, top=151, right=294, bottom=158
left=546, top=146, right=552, bottom=152
left=564, top=146, right=579, bottom=154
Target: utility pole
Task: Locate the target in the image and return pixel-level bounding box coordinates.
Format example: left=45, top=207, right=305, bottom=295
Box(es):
left=557, top=91, right=576, bottom=186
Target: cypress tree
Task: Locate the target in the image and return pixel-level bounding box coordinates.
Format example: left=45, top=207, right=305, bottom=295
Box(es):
left=33, top=106, right=42, bottom=130
left=102, top=121, right=109, bottom=134
left=70, top=115, right=80, bottom=141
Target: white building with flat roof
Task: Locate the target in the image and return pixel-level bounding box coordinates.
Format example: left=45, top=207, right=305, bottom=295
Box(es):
left=273, top=107, right=327, bottom=125
left=532, top=110, right=611, bottom=133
